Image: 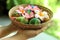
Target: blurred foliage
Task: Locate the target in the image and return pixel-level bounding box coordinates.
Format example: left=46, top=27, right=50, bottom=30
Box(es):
left=6, top=0, right=60, bottom=13
left=6, top=0, right=60, bottom=39
left=45, top=19, right=60, bottom=39
left=6, top=0, right=45, bottom=10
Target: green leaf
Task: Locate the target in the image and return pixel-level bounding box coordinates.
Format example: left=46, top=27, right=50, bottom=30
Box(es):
left=27, top=9, right=31, bottom=14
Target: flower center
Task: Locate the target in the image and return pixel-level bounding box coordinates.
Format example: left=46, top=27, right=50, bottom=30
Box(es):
left=39, top=12, right=44, bottom=16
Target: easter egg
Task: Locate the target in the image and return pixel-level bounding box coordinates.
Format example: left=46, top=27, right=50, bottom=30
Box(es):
left=29, top=18, right=41, bottom=25
left=16, top=17, right=28, bottom=24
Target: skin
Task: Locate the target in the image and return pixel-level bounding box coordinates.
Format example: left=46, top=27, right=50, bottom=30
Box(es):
left=0, top=23, right=47, bottom=40
left=0, top=23, right=18, bottom=38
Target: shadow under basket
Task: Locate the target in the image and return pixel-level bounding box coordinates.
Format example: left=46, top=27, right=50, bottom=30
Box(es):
left=9, top=4, right=53, bottom=30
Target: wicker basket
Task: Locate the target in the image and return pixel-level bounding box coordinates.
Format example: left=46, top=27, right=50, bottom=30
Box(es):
left=9, top=4, right=53, bottom=30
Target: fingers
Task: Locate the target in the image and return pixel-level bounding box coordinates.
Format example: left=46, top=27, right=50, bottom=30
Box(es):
left=0, top=23, right=18, bottom=38
left=0, top=26, right=9, bottom=38
left=2, top=31, right=27, bottom=40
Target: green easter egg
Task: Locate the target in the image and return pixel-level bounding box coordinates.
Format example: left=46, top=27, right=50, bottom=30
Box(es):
left=16, top=17, right=28, bottom=24
left=29, top=18, right=41, bottom=25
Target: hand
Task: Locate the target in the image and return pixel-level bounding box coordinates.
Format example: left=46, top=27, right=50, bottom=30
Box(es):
left=0, top=24, right=47, bottom=40
left=0, top=23, right=18, bottom=38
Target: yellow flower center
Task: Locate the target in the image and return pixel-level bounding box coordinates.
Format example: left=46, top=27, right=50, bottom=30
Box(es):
left=38, top=12, right=44, bottom=16
left=20, top=10, right=25, bottom=14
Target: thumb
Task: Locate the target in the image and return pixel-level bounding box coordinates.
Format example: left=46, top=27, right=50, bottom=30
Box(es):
left=0, top=23, right=18, bottom=38
left=2, top=31, right=27, bottom=40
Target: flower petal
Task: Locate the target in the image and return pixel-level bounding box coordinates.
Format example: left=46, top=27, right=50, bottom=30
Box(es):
left=19, top=6, right=24, bottom=10
left=16, top=10, right=21, bottom=13
left=30, top=12, right=34, bottom=17
left=25, top=13, right=30, bottom=19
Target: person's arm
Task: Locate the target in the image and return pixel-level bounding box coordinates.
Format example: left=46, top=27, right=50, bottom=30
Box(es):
left=0, top=23, right=18, bottom=38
